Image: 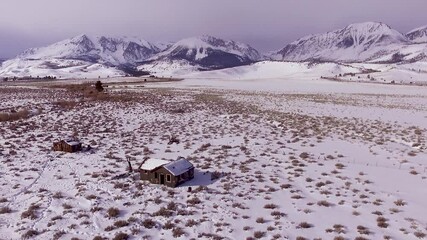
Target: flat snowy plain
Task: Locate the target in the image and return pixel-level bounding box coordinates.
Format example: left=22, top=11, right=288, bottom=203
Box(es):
left=0, top=71, right=426, bottom=240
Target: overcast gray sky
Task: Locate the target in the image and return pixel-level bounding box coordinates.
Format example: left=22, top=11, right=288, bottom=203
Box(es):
left=1, top=0, right=426, bottom=58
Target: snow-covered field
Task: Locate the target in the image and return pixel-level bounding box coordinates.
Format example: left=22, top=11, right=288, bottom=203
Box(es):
left=1, top=76, right=427, bottom=240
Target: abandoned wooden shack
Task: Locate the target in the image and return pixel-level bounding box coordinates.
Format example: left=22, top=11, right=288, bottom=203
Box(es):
left=139, top=157, right=194, bottom=188
left=53, top=139, right=82, bottom=153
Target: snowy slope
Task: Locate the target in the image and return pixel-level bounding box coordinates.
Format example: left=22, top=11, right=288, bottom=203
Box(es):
left=407, top=25, right=427, bottom=43
left=182, top=61, right=362, bottom=80
left=0, top=58, right=125, bottom=79
left=146, top=35, right=262, bottom=70
left=272, top=22, right=411, bottom=63
left=137, top=59, right=200, bottom=77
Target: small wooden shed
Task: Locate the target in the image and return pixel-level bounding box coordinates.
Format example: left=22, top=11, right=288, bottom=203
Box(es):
left=140, top=157, right=194, bottom=188
left=53, top=139, right=82, bottom=153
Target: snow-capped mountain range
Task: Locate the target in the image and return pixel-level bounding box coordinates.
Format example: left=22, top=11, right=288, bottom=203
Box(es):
left=0, top=34, right=262, bottom=78
left=17, top=35, right=160, bottom=66
left=271, top=22, right=427, bottom=63
left=1, top=21, right=426, bottom=78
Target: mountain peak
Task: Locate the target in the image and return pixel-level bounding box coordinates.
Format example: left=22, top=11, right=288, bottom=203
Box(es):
left=272, top=21, right=407, bottom=62
left=346, top=21, right=391, bottom=30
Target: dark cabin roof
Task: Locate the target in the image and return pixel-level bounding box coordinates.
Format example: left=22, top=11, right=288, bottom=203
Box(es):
left=163, top=158, right=194, bottom=176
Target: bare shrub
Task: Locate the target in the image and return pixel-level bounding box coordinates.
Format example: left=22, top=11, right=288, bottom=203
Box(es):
left=21, top=204, right=40, bottom=219
left=297, top=222, right=313, bottom=229
left=254, top=231, right=266, bottom=239
left=0, top=206, right=12, bottom=214
left=394, top=199, right=406, bottom=206
left=414, top=231, right=426, bottom=239
left=114, top=220, right=129, bottom=228
left=172, top=227, right=186, bottom=238
left=163, top=221, right=175, bottom=230
left=112, top=232, right=129, bottom=240
left=21, top=229, right=39, bottom=239
left=52, top=191, right=63, bottom=199
left=187, top=197, right=202, bottom=205
left=211, top=171, right=222, bottom=181
left=185, top=219, right=199, bottom=227
left=107, top=207, right=120, bottom=218
left=377, top=217, right=389, bottom=228
left=256, top=217, right=265, bottom=223
left=264, top=203, right=278, bottom=209
left=142, top=218, right=156, bottom=229
left=0, top=109, right=30, bottom=122
left=53, top=100, right=78, bottom=109
left=354, top=237, right=369, bottom=240
left=62, top=203, right=73, bottom=209
left=52, top=230, right=66, bottom=240
left=317, top=200, right=333, bottom=207
left=153, top=207, right=174, bottom=217
left=104, top=226, right=115, bottom=231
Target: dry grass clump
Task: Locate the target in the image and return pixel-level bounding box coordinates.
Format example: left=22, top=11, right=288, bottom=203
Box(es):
left=264, top=203, right=278, bottom=209
left=163, top=221, right=175, bottom=230
left=376, top=216, right=389, bottom=228
left=52, top=230, right=66, bottom=240
left=62, top=203, right=73, bottom=209
left=172, top=227, right=186, bottom=238
left=414, top=231, right=426, bottom=239
left=254, top=231, right=266, bottom=239
left=107, top=207, right=120, bottom=218
left=53, top=100, right=78, bottom=109
left=297, top=222, right=313, bottom=229
left=333, top=237, right=345, bottom=240
left=21, top=204, right=40, bottom=219
left=0, top=206, right=12, bottom=214
left=354, top=237, right=369, bottom=240
left=52, top=191, right=63, bottom=199
left=114, top=220, right=129, bottom=228
left=0, top=109, right=30, bottom=122
left=296, top=237, right=307, bottom=240
left=112, top=232, right=129, bottom=240
left=142, top=218, right=156, bottom=229
left=21, top=229, right=39, bottom=239
left=317, top=200, right=333, bottom=207
left=185, top=219, right=199, bottom=227
left=394, top=199, right=406, bottom=206
left=187, top=197, right=202, bottom=205
left=153, top=207, right=174, bottom=217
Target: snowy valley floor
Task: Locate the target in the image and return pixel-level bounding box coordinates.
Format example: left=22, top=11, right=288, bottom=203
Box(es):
left=0, top=78, right=427, bottom=240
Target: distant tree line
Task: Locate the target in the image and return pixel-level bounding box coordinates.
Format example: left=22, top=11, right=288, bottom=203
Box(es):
left=3, top=75, right=58, bottom=81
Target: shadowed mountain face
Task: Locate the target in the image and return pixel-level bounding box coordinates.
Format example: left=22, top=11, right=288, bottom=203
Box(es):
left=148, top=35, right=262, bottom=70
left=272, top=22, right=410, bottom=62
left=406, top=26, right=427, bottom=43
